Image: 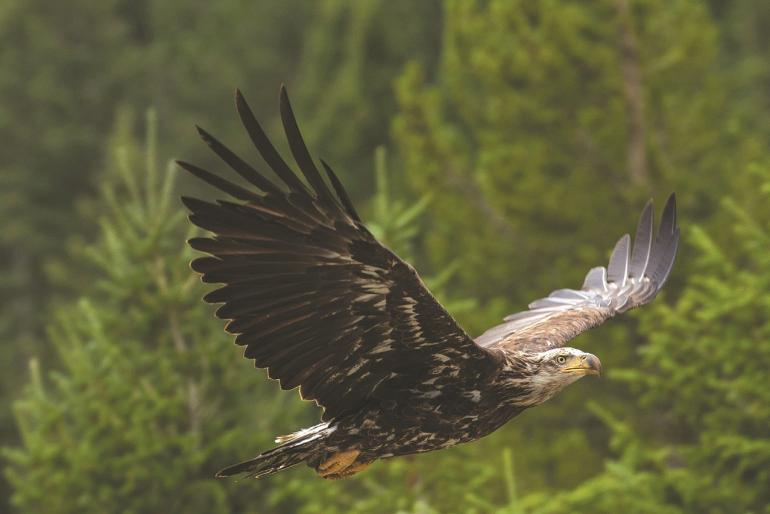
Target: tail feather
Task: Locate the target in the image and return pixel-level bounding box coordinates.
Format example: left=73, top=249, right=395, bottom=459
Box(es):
left=216, top=422, right=332, bottom=479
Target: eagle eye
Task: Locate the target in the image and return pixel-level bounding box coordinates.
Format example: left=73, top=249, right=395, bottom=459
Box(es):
left=556, top=355, right=567, bottom=364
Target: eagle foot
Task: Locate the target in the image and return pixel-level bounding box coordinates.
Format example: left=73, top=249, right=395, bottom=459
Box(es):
left=317, top=450, right=365, bottom=479
left=323, top=459, right=372, bottom=480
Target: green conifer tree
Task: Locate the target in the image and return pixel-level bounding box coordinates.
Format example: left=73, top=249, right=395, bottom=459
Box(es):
left=0, top=3, right=311, bottom=507
left=527, top=160, right=770, bottom=514
left=2, top=111, right=317, bottom=513
left=390, top=0, right=763, bottom=500
left=3, top=114, right=487, bottom=514
left=293, top=0, right=443, bottom=201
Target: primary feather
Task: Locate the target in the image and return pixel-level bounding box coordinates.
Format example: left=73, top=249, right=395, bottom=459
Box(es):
left=181, top=87, right=496, bottom=423
left=475, top=195, right=679, bottom=352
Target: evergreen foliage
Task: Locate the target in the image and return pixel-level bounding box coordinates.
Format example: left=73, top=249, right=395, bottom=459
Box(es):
left=526, top=162, right=770, bottom=513
left=392, top=0, right=755, bottom=319
left=3, top=114, right=310, bottom=513
left=0, top=4, right=312, bottom=502
left=4, top=114, right=489, bottom=514
left=0, top=1, right=440, bottom=506
left=390, top=0, right=767, bottom=499
left=294, top=0, right=443, bottom=200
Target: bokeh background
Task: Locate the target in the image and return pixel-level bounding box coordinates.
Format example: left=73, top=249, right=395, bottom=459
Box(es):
left=2, top=1, right=770, bottom=513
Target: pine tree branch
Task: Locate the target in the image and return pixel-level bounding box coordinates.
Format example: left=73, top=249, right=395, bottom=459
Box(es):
left=155, top=256, right=202, bottom=438
left=616, top=0, right=648, bottom=186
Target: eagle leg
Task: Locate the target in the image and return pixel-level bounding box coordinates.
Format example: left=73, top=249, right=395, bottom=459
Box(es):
left=336, top=459, right=372, bottom=477
left=316, top=450, right=362, bottom=478
left=322, top=459, right=373, bottom=480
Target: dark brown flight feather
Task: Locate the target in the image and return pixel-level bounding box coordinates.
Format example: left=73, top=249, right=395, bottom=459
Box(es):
left=181, top=87, right=497, bottom=421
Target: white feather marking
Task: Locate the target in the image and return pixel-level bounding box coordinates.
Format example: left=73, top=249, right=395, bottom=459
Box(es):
left=346, top=361, right=364, bottom=376
left=371, top=342, right=393, bottom=354
left=463, top=390, right=482, bottom=402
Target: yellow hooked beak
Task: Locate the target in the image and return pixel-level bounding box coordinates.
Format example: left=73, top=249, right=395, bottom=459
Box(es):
left=562, top=353, right=602, bottom=377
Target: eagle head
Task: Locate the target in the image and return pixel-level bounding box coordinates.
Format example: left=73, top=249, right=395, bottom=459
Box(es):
left=515, top=348, right=601, bottom=407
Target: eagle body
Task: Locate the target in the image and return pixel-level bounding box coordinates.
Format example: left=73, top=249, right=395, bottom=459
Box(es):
left=314, top=387, right=522, bottom=462
left=228, top=355, right=528, bottom=479
left=180, top=87, right=679, bottom=479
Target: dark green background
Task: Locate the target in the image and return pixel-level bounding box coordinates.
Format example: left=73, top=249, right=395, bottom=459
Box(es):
left=2, top=1, right=769, bottom=512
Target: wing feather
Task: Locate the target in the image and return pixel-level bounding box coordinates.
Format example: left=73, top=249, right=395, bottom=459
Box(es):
left=196, top=126, right=282, bottom=196
left=476, top=195, right=679, bottom=352
left=182, top=88, right=496, bottom=420
left=320, top=159, right=362, bottom=222
left=629, top=200, right=653, bottom=277
left=235, top=88, right=309, bottom=195
left=607, top=234, right=630, bottom=286
left=278, top=86, right=337, bottom=207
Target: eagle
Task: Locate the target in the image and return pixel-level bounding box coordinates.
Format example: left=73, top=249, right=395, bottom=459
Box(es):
left=179, top=86, right=679, bottom=480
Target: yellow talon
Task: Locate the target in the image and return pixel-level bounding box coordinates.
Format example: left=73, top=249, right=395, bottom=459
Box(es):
left=324, top=461, right=373, bottom=480
left=317, top=450, right=364, bottom=478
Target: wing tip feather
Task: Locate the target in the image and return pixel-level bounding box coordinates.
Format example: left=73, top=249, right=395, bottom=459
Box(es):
left=320, top=158, right=361, bottom=222
left=607, top=233, right=631, bottom=284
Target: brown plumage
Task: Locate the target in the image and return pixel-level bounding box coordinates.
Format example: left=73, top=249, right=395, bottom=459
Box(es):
left=180, top=86, right=679, bottom=479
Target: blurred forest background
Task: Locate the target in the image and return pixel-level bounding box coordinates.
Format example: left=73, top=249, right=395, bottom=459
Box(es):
left=2, top=0, right=770, bottom=512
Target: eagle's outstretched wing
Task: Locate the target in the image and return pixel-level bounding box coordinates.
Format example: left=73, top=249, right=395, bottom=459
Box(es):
left=180, top=87, right=497, bottom=421
left=476, top=195, right=679, bottom=352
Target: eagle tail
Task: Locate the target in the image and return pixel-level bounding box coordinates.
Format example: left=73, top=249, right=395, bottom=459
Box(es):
left=216, top=422, right=333, bottom=479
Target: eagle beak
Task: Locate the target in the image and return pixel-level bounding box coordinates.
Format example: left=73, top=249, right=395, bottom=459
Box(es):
left=563, top=353, right=602, bottom=377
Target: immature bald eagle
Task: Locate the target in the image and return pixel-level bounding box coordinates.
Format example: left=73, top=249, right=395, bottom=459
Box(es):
left=180, top=86, right=679, bottom=480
